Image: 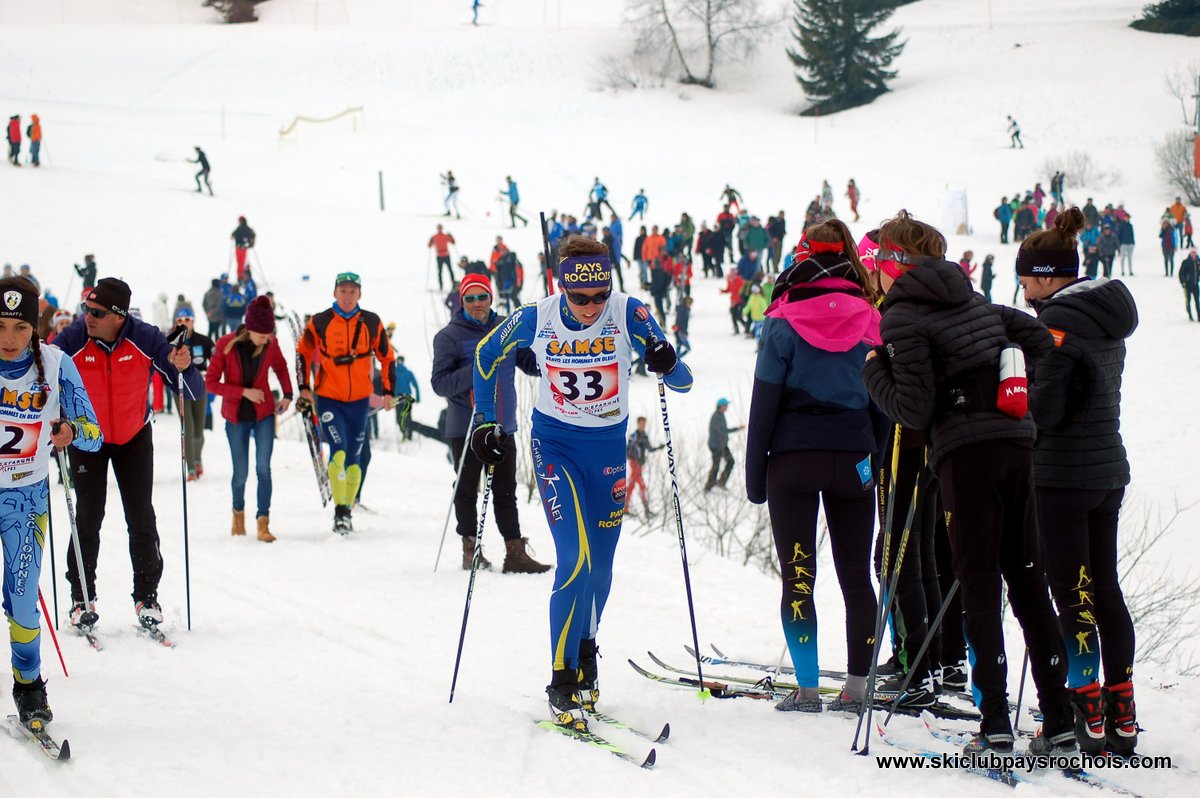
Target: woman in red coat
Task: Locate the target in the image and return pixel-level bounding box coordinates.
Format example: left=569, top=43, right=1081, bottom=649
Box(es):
left=205, top=296, right=293, bottom=541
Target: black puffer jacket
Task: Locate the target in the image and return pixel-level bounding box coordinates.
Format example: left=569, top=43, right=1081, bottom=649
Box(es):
left=863, top=259, right=1053, bottom=466
left=1029, top=278, right=1137, bottom=489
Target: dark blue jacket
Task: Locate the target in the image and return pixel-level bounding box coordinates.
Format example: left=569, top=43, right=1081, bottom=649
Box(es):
left=1117, top=219, right=1135, bottom=246
left=431, top=309, right=537, bottom=437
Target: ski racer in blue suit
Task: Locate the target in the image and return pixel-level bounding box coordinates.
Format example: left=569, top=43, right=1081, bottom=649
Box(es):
left=471, top=236, right=691, bottom=730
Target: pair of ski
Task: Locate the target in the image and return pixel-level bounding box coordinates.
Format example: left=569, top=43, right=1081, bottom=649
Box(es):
left=6, top=715, right=69, bottom=761
left=878, top=713, right=1148, bottom=797
left=282, top=310, right=333, bottom=508
left=76, top=623, right=176, bottom=651
left=632, top=651, right=980, bottom=721
left=536, top=707, right=668, bottom=769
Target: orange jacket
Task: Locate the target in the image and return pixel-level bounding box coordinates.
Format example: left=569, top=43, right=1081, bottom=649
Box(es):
left=297, top=307, right=395, bottom=402
left=1170, top=201, right=1187, bottom=224
left=428, top=231, right=454, bottom=257
left=29, top=115, right=41, bottom=142
left=642, top=234, right=666, bottom=263
left=490, top=244, right=509, bottom=271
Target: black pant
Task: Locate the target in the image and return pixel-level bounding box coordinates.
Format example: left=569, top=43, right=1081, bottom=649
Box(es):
left=1100, top=255, right=1114, bottom=278
left=933, top=490, right=966, bottom=666
left=1036, top=487, right=1134, bottom=688
left=436, top=255, right=453, bottom=290
left=509, top=203, right=528, bottom=227
left=729, top=303, right=745, bottom=334
left=768, top=449, right=877, bottom=678
left=999, top=222, right=1009, bottom=244
left=936, top=440, right=1069, bottom=730
left=705, top=446, right=733, bottom=489
left=450, top=435, right=520, bottom=541
left=875, top=439, right=942, bottom=678
left=66, top=424, right=164, bottom=604
left=1186, top=287, right=1199, bottom=320
left=195, top=168, right=212, bottom=194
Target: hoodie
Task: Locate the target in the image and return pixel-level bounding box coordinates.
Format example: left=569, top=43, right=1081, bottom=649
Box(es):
left=745, top=272, right=886, bottom=503
left=1029, top=278, right=1138, bottom=490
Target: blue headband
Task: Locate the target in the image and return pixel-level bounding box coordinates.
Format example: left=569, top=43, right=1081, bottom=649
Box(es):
left=558, top=256, right=612, bottom=288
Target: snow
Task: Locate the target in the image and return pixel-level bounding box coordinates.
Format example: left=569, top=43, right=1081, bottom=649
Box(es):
left=1, top=0, right=1199, bottom=795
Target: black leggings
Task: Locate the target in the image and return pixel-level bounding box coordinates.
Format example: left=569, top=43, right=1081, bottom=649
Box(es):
left=1037, top=487, right=1134, bottom=688
left=767, top=449, right=877, bottom=685
left=937, top=440, right=1069, bottom=729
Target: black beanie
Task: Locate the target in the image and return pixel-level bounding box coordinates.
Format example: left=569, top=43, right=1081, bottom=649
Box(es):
left=0, top=279, right=40, bottom=326
left=86, top=277, right=132, bottom=317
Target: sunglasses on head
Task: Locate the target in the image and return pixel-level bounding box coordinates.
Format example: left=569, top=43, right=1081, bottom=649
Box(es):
left=462, top=293, right=491, bottom=304
left=562, top=287, right=612, bottom=306
left=335, top=271, right=361, bottom=286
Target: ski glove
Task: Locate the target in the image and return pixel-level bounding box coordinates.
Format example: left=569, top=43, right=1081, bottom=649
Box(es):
left=470, top=422, right=507, bottom=466
left=643, top=339, right=678, bottom=375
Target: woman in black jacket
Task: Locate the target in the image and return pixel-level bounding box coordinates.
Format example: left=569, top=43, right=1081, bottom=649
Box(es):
left=1018, top=207, right=1139, bottom=755
left=863, top=211, right=1073, bottom=756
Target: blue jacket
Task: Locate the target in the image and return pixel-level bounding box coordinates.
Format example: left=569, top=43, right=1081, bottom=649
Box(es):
left=1080, top=226, right=1100, bottom=250
left=506, top=181, right=520, bottom=205
left=431, top=309, right=537, bottom=437
left=1117, top=219, right=1135, bottom=246
left=995, top=203, right=1013, bottom=225
left=610, top=218, right=623, bottom=259
left=394, top=362, right=421, bottom=401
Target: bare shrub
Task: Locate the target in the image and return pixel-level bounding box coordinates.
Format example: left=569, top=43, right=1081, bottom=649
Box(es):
left=1154, top=130, right=1200, bottom=205
left=1039, top=151, right=1124, bottom=193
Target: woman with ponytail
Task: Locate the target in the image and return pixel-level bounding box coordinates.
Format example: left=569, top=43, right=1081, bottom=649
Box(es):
left=0, top=277, right=101, bottom=729
left=745, top=220, right=888, bottom=714
left=862, top=211, right=1075, bottom=757
left=1018, top=207, right=1140, bottom=756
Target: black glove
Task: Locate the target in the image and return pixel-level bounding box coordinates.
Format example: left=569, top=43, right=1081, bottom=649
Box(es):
left=643, top=339, right=678, bottom=375
left=167, top=324, right=189, bottom=348
left=470, top=422, right=507, bottom=465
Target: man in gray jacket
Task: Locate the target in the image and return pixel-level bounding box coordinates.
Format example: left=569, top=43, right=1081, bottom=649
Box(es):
left=705, top=398, right=742, bottom=491
left=202, top=278, right=224, bottom=338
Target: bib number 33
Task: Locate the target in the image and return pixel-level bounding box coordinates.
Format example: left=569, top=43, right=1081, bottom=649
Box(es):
left=548, top=364, right=619, bottom=405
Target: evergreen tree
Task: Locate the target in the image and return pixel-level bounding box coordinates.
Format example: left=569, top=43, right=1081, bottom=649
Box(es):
left=788, top=0, right=906, bottom=116
left=1130, top=0, right=1200, bottom=36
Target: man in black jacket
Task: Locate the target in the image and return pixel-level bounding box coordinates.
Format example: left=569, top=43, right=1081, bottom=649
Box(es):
left=766, top=212, right=787, bottom=274
left=1180, top=248, right=1199, bottom=321
left=190, top=146, right=212, bottom=195
left=863, top=213, right=1073, bottom=757
left=231, top=216, right=256, bottom=282
left=431, top=273, right=549, bottom=574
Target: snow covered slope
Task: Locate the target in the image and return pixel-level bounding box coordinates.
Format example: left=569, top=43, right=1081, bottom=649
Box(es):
left=0, top=1, right=1198, bottom=795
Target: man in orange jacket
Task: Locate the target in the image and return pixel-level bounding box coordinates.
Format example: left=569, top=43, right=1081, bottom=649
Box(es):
left=297, top=272, right=397, bottom=533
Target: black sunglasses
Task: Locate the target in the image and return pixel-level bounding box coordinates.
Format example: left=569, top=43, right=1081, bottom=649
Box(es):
left=86, top=308, right=114, bottom=319
left=562, top=287, right=612, bottom=306
left=876, top=247, right=939, bottom=267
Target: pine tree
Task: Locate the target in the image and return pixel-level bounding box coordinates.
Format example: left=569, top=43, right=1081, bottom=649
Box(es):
left=788, top=0, right=906, bottom=116
left=1130, top=0, right=1200, bottom=36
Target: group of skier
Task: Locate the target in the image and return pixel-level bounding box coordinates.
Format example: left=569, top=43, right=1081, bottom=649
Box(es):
left=6, top=113, right=43, bottom=167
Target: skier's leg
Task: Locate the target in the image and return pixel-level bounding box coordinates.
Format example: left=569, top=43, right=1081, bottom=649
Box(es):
left=111, top=425, right=165, bottom=604
left=1085, top=488, right=1134, bottom=686
left=578, top=434, right=626, bottom=632
left=1, top=483, right=48, bottom=683
left=66, top=444, right=110, bottom=604
left=226, top=420, right=251, bottom=513
left=766, top=449, right=822, bottom=688
left=823, top=451, right=879, bottom=682
left=252, top=415, right=275, bottom=518
left=1036, top=486, right=1100, bottom=689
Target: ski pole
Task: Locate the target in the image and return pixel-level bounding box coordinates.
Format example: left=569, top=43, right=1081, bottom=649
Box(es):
left=251, top=248, right=270, bottom=289
left=1013, top=648, right=1029, bottom=734
left=45, top=477, right=58, bottom=630
left=857, top=466, right=928, bottom=752
left=882, top=578, right=960, bottom=728
left=652, top=341, right=709, bottom=701
left=53, top=441, right=96, bottom=630
left=434, top=422, right=476, bottom=573
left=852, top=426, right=902, bottom=752
left=448, top=464, right=495, bottom=703
left=171, top=328, right=193, bottom=630
left=38, top=590, right=68, bottom=679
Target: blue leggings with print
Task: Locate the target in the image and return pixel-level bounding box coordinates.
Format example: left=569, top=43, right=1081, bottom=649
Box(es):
left=1, top=482, right=48, bottom=684
left=531, top=416, right=627, bottom=672
left=316, top=397, right=369, bottom=508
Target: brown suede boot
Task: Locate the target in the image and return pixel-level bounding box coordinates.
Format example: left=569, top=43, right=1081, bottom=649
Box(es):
left=503, top=537, right=552, bottom=574
left=232, top=509, right=246, bottom=536
left=462, top=536, right=492, bottom=571
left=257, top=516, right=276, bottom=543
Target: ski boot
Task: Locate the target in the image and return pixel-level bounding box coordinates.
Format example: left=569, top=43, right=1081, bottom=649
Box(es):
left=578, top=638, right=600, bottom=710
left=1070, top=681, right=1106, bottom=754
left=775, top=687, right=822, bottom=713
left=13, top=677, right=52, bottom=727
left=502, top=537, right=551, bottom=574
left=1027, top=704, right=1078, bottom=759
left=135, top=598, right=164, bottom=629
left=939, top=658, right=969, bottom=694
left=963, top=709, right=1016, bottom=755
left=1103, top=681, right=1138, bottom=756
left=333, top=505, right=353, bottom=535
left=875, top=670, right=937, bottom=711
left=69, top=601, right=99, bottom=631
left=546, top=668, right=587, bottom=731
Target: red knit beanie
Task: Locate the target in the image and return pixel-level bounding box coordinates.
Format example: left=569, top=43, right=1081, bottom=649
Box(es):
left=244, top=296, right=275, bottom=334
left=459, top=273, right=492, bottom=299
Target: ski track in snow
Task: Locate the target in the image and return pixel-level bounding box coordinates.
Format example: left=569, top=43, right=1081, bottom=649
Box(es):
left=0, top=1, right=1198, bottom=795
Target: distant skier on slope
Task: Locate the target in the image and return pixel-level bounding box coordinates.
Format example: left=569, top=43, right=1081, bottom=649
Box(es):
left=190, top=146, right=213, bottom=195
left=441, top=170, right=461, bottom=219
left=231, top=216, right=256, bottom=283
left=1007, top=115, right=1023, bottom=149
left=0, top=276, right=102, bottom=729
left=720, top=184, right=743, bottom=213
left=499, top=175, right=528, bottom=228
left=471, top=235, right=691, bottom=731
left=629, top=189, right=648, bottom=221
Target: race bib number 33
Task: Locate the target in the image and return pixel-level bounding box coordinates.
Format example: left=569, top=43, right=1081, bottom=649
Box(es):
left=547, top=363, right=619, bottom=406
